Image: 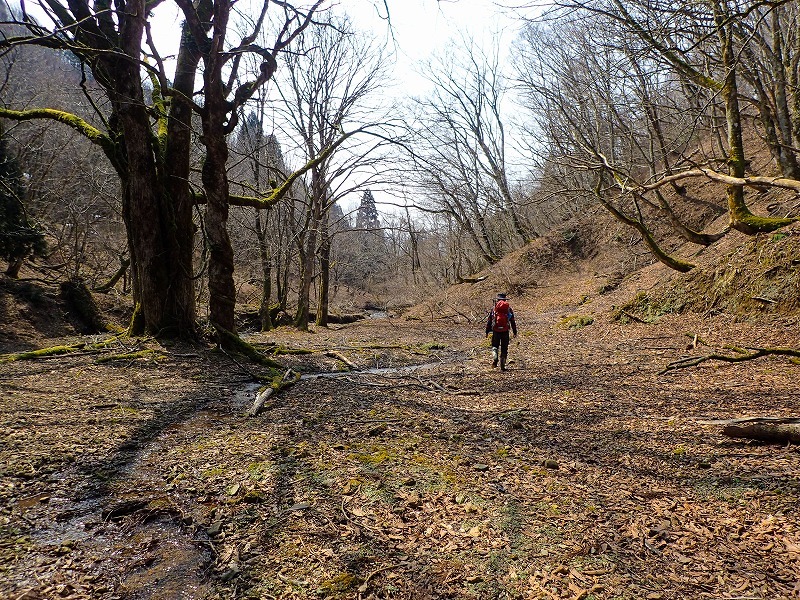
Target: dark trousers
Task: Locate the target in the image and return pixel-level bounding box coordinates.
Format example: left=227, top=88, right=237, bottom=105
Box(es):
left=491, top=331, right=510, bottom=359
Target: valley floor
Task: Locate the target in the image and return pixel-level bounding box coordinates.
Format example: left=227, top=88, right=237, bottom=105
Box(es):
left=1, top=306, right=799, bottom=599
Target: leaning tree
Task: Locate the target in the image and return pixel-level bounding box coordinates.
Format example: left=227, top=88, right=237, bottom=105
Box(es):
left=518, top=0, right=800, bottom=272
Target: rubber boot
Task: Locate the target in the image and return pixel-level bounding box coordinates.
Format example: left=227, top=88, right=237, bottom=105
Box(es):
left=500, top=357, right=507, bottom=371
left=491, top=347, right=498, bottom=368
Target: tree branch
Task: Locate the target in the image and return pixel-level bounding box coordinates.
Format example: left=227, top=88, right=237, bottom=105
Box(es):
left=0, top=107, right=119, bottom=168
left=661, top=346, right=800, bottom=374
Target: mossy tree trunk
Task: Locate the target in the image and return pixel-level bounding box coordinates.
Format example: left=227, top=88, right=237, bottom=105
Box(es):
left=2, top=0, right=199, bottom=338
left=4, top=0, right=320, bottom=344
left=716, top=5, right=750, bottom=234
left=714, top=5, right=794, bottom=234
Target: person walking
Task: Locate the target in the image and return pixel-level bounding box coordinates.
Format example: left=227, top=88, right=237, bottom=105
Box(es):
left=485, top=292, right=517, bottom=371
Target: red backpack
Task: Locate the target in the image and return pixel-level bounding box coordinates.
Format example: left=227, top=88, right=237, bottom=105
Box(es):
left=494, top=300, right=510, bottom=332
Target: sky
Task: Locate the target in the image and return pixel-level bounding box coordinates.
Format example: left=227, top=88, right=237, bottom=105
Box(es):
left=334, top=1, right=528, bottom=211
left=346, top=0, right=521, bottom=85
left=17, top=0, right=525, bottom=104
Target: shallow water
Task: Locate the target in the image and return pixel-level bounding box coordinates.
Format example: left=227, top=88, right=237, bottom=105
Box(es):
left=299, top=360, right=443, bottom=380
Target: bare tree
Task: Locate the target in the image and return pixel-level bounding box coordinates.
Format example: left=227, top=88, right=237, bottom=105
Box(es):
left=405, top=35, right=537, bottom=278
left=274, top=13, right=395, bottom=329
left=538, top=1, right=798, bottom=235
left=515, top=1, right=799, bottom=272
left=228, top=105, right=301, bottom=331
left=1, top=5, right=125, bottom=282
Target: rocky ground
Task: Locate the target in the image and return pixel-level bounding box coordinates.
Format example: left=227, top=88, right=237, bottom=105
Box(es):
left=1, top=282, right=799, bottom=599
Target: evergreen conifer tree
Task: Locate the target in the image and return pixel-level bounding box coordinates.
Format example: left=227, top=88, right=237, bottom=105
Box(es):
left=0, top=128, right=45, bottom=276
left=355, top=190, right=380, bottom=231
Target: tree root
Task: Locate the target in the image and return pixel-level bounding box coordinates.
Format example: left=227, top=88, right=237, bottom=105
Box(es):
left=661, top=346, right=800, bottom=374
left=211, top=323, right=282, bottom=368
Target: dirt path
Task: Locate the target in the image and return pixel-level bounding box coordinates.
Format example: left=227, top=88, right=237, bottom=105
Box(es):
left=1, top=312, right=798, bottom=599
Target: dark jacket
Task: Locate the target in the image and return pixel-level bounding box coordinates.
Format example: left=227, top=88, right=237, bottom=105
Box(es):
left=486, top=303, right=517, bottom=336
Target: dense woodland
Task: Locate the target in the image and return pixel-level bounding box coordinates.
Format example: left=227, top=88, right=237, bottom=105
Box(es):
left=2, top=0, right=798, bottom=342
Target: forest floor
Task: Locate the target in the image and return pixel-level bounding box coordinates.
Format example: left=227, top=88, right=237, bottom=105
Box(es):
left=1, top=280, right=799, bottom=600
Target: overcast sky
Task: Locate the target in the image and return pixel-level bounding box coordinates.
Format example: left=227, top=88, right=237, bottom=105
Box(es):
left=346, top=0, right=521, bottom=95
left=18, top=0, right=528, bottom=211
left=142, top=0, right=522, bottom=95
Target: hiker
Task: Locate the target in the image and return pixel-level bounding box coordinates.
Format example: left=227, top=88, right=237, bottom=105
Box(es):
left=485, top=292, right=517, bottom=371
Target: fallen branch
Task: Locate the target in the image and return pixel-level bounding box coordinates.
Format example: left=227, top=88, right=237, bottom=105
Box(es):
left=325, top=351, right=358, bottom=370
left=94, top=256, right=130, bottom=293
left=0, top=335, right=124, bottom=363
left=270, top=345, right=314, bottom=356
left=447, top=304, right=479, bottom=323
left=358, top=561, right=410, bottom=596
left=248, top=369, right=299, bottom=417
left=616, top=309, right=648, bottom=324
left=456, top=275, right=488, bottom=284
left=95, top=349, right=159, bottom=363
left=661, top=346, right=800, bottom=374
left=0, top=344, right=87, bottom=362
left=345, top=373, right=479, bottom=396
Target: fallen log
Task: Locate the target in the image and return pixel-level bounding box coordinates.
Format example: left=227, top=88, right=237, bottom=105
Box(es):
left=456, top=275, right=488, bottom=284
left=721, top=417, right=800, bottom=444
left=248, top=387, right=275, bottom=417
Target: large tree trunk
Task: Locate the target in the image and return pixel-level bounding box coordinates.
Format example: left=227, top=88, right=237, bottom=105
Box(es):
left=111, top=46, right=195, bottom=336
left=104, top=1, right=197, bottom=338
left=202, top=130, right=236, bottom=335
left=200, top=3, right=237, bottom=338
left=157, top=20, right=205, bottom=338
left=203, top=148, right=237, bottom=336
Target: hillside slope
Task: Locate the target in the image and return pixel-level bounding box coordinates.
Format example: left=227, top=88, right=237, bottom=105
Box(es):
left=410, top=181, right=800, bottom=334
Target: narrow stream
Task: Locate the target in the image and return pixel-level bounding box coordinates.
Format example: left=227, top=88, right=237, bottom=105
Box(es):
left=18, top=390, right=262, bottom=599
left=299, top=360, right=445, bottom=380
